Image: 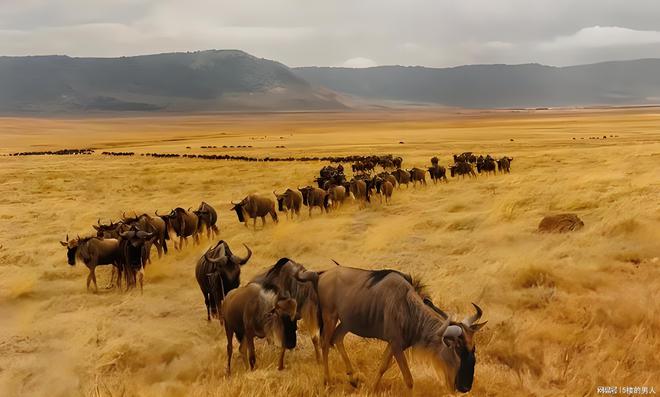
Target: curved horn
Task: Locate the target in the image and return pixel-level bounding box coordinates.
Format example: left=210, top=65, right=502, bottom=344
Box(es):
left=232, top=244, right=252, bottom=265
left=273, top=190, right=279, bottom=196
left=230, top=200, right=239, bottom=205
left=462, top=303, right=483, bottom=326
left=136, top=231, right=154, bottom=239
left=122, top=211, right=126, bottom=219
left=331, top=259, right=342, bottom=266
left=155, top=210, right=160, bottom=217
left=187, top=207, right=192, bottom=212
left=97, top=218, right=101, bottom=225
left=119, top=230, right=135, bottom=238
left=66, top=234, right=69, bottom=242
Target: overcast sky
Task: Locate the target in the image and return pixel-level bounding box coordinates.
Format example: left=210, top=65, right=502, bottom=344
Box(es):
left=2, top=0, right=660, bottom=68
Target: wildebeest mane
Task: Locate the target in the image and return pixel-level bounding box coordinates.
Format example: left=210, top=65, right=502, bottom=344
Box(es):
left=265, top=257, right=292, bottom=278
left=366, top=268, right=428, bottom=296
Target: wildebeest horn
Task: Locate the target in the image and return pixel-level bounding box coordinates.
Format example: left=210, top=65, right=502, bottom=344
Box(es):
left=295, top=269, right=319, bottom=284
left=462, top=303, right=483, bottom=326
left=97, top=218, right=101, bottom=225
left=187, top=207, right=192, bottom=212
left=273, top=190, right=279, bottom=196
left=136, top=231, right=153, bottom=239
left=119, top=230, right=135, bottom=238
left=66, top=234, right=69, bottom=241
left=231, top=244, right=252, bottom=265
left=155, top=210, right=160, bottom=217
left=230, top=200, right=239, bottom=205
left=423, top=297, right=449, bottom=319
left=331, top=259, right=342, bottom=266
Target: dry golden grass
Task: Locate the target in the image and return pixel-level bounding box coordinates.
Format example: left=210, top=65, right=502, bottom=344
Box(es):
left=0, top=108, right=659, bottom=397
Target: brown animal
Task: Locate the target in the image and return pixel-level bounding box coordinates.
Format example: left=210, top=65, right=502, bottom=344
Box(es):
left=117, top=227, right=154, bottom=293
left=408, top=167, right=427, bottom=187
left=60, top=235, right=120, bottom=292
left=349, top=179, right=370, bottom=207
left=298, top=186, right=330, bottom=216
left=222, top=283, right=297, bottom=373
left=158, top=208, right=199, bottom=250
left=391, top=168, right=411, bottom=188
left=538, top=213, right=584, bottom=233
left=326, top=185, right=347, bottom=210
left=120, top=212, right=169, bottom=259
left=382, top=180, right=394, bottom=204
left=428, top=164, right=448, bottom=184
left=231, top=194, right=278, bottom=229
left=312, top=264, right=486, bottom=392
left=449, top=162, right=476, bottom=178
left=274, top=189, right=303, bottom=218
left=378, top=172, right=397, bottom=188
left=497, top=157, right=513, bottom=173
left=195, top=240, right=252, bottom=321
left=252, top=258, right=322, bottom=362
left=194, top=202, right=220, bottom=239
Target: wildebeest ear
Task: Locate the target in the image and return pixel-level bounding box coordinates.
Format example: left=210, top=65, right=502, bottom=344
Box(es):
left=92, top=225, right=100, bottom=231
left=60, top=241, right=68, bottom=246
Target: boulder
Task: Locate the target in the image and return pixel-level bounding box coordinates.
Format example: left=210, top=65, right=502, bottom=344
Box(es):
left=538, top=213, right=584, bottom=233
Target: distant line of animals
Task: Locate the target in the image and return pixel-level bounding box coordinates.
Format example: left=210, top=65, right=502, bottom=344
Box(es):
left=7, top=148, right=94, bottom=156
left=58, top=151, right=503, bottom=392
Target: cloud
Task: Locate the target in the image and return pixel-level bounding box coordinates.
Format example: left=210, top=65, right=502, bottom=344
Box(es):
left=340, top=57, right=378, bottom=68
left=540, top=26, right=660, bottom=50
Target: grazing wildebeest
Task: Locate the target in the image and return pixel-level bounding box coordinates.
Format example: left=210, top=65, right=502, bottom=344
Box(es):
left=326, top=185, right=347, bottom=210
left=298, top=186, right=330, bottom=216
left=158, top=208, right=199, bottom=250
left=449, top=162, right=476, bottom=178
left=121, top=212, right=169, bottom=259
left=231, top=194, right=278, bottom=230
left=382, top=180, right=394, bottom=203
left=195, top=240, right=252, bottom=321
left=223, top=283, right=297, bottom=373
left=408, top=168, right=427, bottom=187
left=117, top=227, right=154, bottom=292
left=252, top=258, right=323, bottom=362
left=274, top=189, right=303, bottom=219
left=349, top=179, right=370, bottom=207
left=497, top=157, right=513, bottom=173
left=194, top=202, right=220, bottom=239
left=428, top=164, right=448, bottom=184
left=60, top=235, right=120, bottom=292
left=391, top=168, right=411, bottom=188
left=314, top=264, right=487, bottom=393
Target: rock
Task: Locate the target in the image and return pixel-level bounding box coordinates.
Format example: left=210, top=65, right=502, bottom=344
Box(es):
left=538, top=213, right=584, bottom=233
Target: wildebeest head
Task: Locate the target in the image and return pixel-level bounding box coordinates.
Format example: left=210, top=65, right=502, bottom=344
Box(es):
left=273, top=191, right=285, bottom=211
left=93, top=218, right=121, bottom=238
left=298, top=186, right=313, bottom=206
left=263, top=292, right=298, bottom=349
left=59, top=234, right=79, bottom=265
left=426, top=303, right=486, bottom=393
left=230, top=198, right=248, bottom=223
left=118, top=227, right=154, bottom=247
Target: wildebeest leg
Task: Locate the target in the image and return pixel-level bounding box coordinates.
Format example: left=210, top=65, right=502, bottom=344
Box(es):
left=278, top=347, right=286, bottom=370
left=106, top=266, right=116, bottom=289
left=261, top=216, right=266, bottom=228
left=204, top=293, right=211, bottom=321
left=225, top=327, right=233, bottom=376
left=333, top=323, right=358, bottom=387
left=373, top=344, right=394, bottom=390
left=155, top=242, right=162, bottom=258
left=246, top=335, right=256, bottom=370
left=321, top=312, right=338, bottom=384
left=137, top=265, right=144, bottom=294
left=253, top=218, right=257, bottom=230
left=311, top=335, right=321, bottom=363
left=239, top=337, right=248, bottom=369
left=90, top=267, right=99, bottom=293
left=393, top=347, right=414, bottom=390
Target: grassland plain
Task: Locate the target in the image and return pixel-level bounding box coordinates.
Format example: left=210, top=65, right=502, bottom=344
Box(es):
left=0, top=108, right=658, bottom=397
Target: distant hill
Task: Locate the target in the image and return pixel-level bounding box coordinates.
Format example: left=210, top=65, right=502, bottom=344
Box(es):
left=0, top=50, right=344, bottom=114
left=295, top=59, right=660, bottom=108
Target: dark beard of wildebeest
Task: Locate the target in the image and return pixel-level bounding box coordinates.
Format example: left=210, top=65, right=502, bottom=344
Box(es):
left=231, top=194, right=278, bottom=230
left=251, top=258, right=322, bottom=363
left=309, top=263, right=486, bottom=392
left=117, top=212, right=168, bottom=259
left=117, top=227, right=154, bottom=293
left=158, top=207, right=199, bottom=250
left=273, top=189, right=303, bottom=219
left=60, top=234, right=121, bottom=292
left=195, top=240, right=252, bottom=321
left=298, top=186, right=330, bottom=216
left=194, top=201, right=220, bottom=239
left=222, top=283, right=297, bottom=374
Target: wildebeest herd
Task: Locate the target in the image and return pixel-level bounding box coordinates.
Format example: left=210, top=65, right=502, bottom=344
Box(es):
left=60, top=152, right=510, bottom=392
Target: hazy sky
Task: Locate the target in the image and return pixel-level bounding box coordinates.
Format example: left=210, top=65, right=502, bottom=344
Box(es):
left=2, top=0, right=660, bottom=67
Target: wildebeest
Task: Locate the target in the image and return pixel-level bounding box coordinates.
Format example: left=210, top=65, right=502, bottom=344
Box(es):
left=449, top=162, right=476, bottom=178
left=477, top=155, right=497, bottom=175
left=121, top=212, right=169, bottom=259
left=231, top=194, right=278, bottom=229
left=326, top=185, right=347, bottom=210
left=298, top=186, right=330, bottom=216
left=157, top=208, right=199, bottom=250
left=391, top=168, right=411, bottom=188
left=381, top=180, right=394, bottom=204
left=117, top=227, right=154, bottom=292
left=408, top=168, right=427, bottom=187
left=428, top=164, right=448, bottom=184
left=378, top=172, right=397, bottom=188
left=497, top=157, right=513, bottom=173
left=195, top=240, right=253, bottom=321
left=274, top=189, right=303, bottom=218
left=349, top=179, right=370, bottom=207
left=194, top=202, right=220, bottom=239
left=314, top=264, right=487, bottom=392
left=252, top=258, right=323, bottom=362
left=60, top=235, right=120, bottom=292
left=223, top=283, right=297, bottom=373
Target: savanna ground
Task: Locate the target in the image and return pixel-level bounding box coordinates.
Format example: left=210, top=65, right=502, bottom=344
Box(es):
left=0, top=108, right=658, bottom=397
